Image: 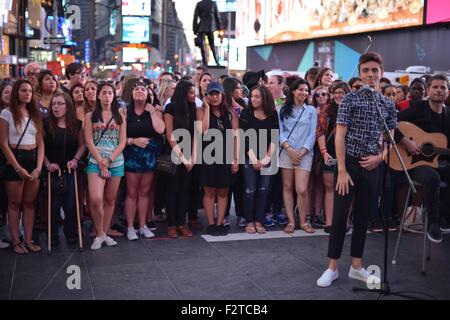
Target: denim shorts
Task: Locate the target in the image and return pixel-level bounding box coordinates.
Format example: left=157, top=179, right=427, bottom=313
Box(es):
left=123, top=144, right=157, bottom=173
left=86, top=163, right=124, bottom=177
left=278, top=149, right=313, bottom=171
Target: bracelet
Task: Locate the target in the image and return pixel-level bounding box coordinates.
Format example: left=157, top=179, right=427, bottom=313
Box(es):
left=73, top=156, right=79, bottom=161
left=320, top=148, right=328, bottom=155
left=127, top=138, right=134, bottom=145
left=15, top=167, right=22, bottom=173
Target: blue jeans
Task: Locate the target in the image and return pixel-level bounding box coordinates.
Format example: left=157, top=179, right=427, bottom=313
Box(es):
left=51, top=174, right=77, bottom=238
left=241, top=162, right=272, bottom=224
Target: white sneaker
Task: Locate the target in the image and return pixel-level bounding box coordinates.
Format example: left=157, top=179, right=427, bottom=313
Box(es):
left=0, top=240, right=10, bottom=249
left=127, top=227, right=139, bottom=241
left=223, top=217, right=230, bottom=227
left=348, top=266, right=371, bottom=283
left=317, top=268, right=339, bottom=287
left=138, top=225, right=155, bottom=238
left=103, top=235, right=118, bottom=247
left=90, top=236, right=104, bottom=250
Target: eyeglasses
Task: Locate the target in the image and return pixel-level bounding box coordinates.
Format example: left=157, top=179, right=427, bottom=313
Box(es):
left=314, top=92, right=328, bottom=98
left=52, top=101, right=66, bottom=106
left=352, top=85, right=362, bottom=90
left=27, top=72, right=39, bottom=77
left=333, top=90, right=346, bottom=95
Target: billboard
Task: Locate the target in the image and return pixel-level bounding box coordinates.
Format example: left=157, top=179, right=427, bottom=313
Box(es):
left=122, top=16, right=150, bottom=43
left=122, top=47, right=149, bottom=63
left=237, top=0, right=424, bottom=45
left=122, top=0, right=151, bottom=16
left=215, top=0, right=237, bottom=12
left=426, top=0, right=450, bottom=24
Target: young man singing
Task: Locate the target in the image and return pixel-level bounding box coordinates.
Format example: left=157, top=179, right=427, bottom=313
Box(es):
left=317, top=52, right=397, bottom=287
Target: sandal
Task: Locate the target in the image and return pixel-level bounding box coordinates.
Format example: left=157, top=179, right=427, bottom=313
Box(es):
left=24, top=241, right=42, bottom=253
left=300, top=223, right=316, bottom=234
left=245, top=224, right=256, bottom=234
left=284, top=223, right=295, bottom=234
left=13, top=243, right=28, bottom=255
left=255, top=225, right=267, bottom=234
left=107, top=229, right=124, bottom=237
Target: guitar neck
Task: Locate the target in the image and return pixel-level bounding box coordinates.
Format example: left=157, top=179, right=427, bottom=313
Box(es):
left=435, top=147, right=450, bottom=156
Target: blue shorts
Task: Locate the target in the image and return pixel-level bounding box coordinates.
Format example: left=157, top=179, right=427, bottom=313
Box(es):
left=86, top=163, right=124, bottom=177
left=123, top=143, right=157, bottom=173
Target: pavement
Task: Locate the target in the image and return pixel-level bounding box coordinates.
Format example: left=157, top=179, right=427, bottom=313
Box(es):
left=1, top=213, right=449, bottom=300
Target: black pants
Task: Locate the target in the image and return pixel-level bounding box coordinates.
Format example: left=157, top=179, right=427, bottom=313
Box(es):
left=266, top=170, right=283, bottom=215
left=199, top=32, right=219, bottom=65
left=188, top=168, right=201, bottom=219
left=166, top=165, right=191, bottom=227
left=51, top=174, right=77, bottom=238
left=225, top=172, right=243, bottom=218
left=409, top=165, right=450, bottom=224
left=328, top=156, right=380, bottom=260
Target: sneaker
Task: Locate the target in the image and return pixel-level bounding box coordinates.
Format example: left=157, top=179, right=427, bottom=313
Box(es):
left=238, top=217, right=247, bottom=228
left=206, top=224, right=219, bottom=236
left=440, top=217, right=450, bottom=234
left=311, top=215, right=326, bottom=229
left=139, top=225, right=155, bottom=239
left=273, top=213, right=288, bottom=226
left=324, top=226, right=332, bottom=234
left=127, top=227, right=139, bottom=241
left=223, top=217, right=230, bottom=227
left=90, top=236, right=104, bottom=250
left=103, top=235, right=118, bottom=247
left=264, top=216, right=276, bottom=227
left=317, top=269, right=339, bottom=287
left=427, top=223, right=443, bottom=243
left=147, top=221, right=157, bottom=231
left=348, top=266, right=371, bottom=283
left=0, top=240, right=10, bottom=249
left=370, top=221, right=383, bottom=233
left=217, top=225, right=228, bottom=236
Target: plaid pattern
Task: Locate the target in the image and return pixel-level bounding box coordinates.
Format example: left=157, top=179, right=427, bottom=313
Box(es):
left=337, top=88, right=397, bottom=158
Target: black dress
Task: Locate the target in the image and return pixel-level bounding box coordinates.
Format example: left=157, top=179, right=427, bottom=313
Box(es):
left=199, top=110, right=232, bottom=188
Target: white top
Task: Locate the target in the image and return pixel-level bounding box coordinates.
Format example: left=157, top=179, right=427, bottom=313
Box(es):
left=0, top=108, right=37, bottom=145
left=164, top=96, right=203, bottom=110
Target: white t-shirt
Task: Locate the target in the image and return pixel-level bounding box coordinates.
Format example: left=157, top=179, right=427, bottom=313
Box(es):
left=0, top=108, right=38, bottom=145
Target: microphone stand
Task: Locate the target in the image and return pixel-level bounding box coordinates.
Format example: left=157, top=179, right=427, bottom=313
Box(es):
left=352, top=89, right=421, bottom=300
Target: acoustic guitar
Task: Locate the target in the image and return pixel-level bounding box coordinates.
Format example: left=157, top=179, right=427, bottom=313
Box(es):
left=389, top=122, right=450, bottom=171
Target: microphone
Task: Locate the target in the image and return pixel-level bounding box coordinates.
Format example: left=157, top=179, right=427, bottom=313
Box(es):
left=360, top=84, right=375, bottom=95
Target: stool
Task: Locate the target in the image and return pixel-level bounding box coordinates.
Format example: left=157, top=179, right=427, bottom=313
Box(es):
left=392, top=181, right=431, bottom=276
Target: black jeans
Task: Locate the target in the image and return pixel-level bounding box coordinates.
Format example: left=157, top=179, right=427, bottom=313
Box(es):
left=266, top=170, right=283, bottom=215
left=225, top=172, right=243, bottom=218
left=241, top=163, right=272, bottom=224
left=409, top=165, right=450, bottom=224
left=166, top=165, right=191, bottom=227
left=328, top=156, right=380, bottom=260
left=199, top=32, right=219, bottom=65
left=51, top=174, right=77, bottom=238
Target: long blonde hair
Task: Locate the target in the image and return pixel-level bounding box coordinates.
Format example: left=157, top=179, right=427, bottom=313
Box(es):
left=157, top=79, right=176, bottom=105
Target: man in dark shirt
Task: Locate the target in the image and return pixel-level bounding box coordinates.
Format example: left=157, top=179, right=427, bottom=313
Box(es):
left=317, top=52, right=397, bottom=288
left=193, top=0, right=222, bottom=67
left=395, top=74, right=450, bottom=243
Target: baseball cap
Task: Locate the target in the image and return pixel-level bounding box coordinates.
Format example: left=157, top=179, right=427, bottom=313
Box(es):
left=206, top=81, right=224, bottom=95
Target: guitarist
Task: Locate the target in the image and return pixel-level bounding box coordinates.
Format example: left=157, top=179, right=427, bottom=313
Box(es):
left=394, top=74, right=450, bottom=243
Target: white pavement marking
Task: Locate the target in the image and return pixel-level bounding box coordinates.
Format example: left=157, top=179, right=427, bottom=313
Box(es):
left=201, top=229, right=354, bottom=242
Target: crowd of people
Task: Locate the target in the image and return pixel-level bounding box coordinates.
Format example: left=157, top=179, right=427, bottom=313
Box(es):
left=0, top=53, right=449, bottom=287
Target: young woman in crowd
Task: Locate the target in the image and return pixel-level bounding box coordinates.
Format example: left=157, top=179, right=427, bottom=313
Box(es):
left=82, top=80, right=98, bottom=119
left=308, top=85, right=331, bottom=227
left=70, top=84, right=85, bottom=121
left=0, top=79, right=44, bottom=254
left=279, top=78, right=317, bottom=234
left=35, top=70, right=58, bottom=118
left=157, top=79, right=177, bottom=107
left=316, top=82, right=350, bottom=232
left=240, top=85, right=278, bottom=234
left=0, top=80, right=13, bottom=110
left=348, top=77, right=364, bottom=93
left=198, top=72, right=213, bottom=100
left=197, top=81, right=239, bottom=236
left=382, top=84, right=397, bottom=102
left=84, top=83, right=126, bottom=250
left=313, top=68, right=334, bottom=89
left=268, top=75, right=286, bottom=109
left=395, top=85, right=408, bottom=103
left=163, top=80, right=197, bottom=238
left=123, top=81, right=165, bottom=241
left=44, top=92, right=86, bottom=245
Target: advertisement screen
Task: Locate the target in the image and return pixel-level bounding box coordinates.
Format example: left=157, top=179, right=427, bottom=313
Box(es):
left=237, top=0, right=424, bottom=45
left=122, top=47, right=149, bottom=63
left=216, top=0, right=237, bottom=12
left=122, top=0, right=151, bottom=16
left=426, top=0, right=450, bottom=24
left=122, top=16, right=150, bottom=43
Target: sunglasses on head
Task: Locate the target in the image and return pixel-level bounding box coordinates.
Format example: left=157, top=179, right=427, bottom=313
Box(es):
left=314, top=92, right=328, bottom=98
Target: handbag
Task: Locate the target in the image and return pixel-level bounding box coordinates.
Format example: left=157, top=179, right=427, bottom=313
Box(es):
left=156, top=136, right=177, bottom=176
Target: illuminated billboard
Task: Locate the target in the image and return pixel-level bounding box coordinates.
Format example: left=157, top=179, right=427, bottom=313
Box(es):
left=237, top=0, right=424, bottom=45
left=122, top=0, right=151, bottom=16
left=122, top=16, right=150, bottom=43
left=426, top=0, right=450, bottom=24
left=122, top=47, right=149, bottom=63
